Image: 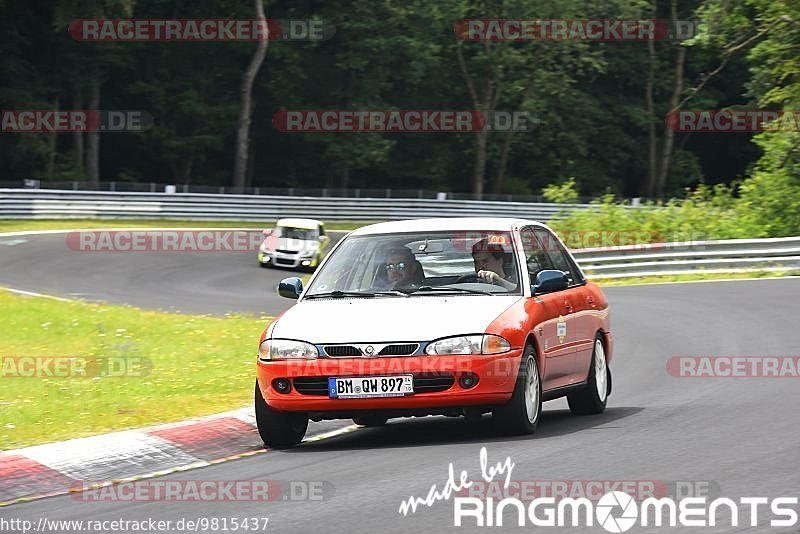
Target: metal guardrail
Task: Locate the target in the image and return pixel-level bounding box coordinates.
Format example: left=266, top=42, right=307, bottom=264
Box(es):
left=573, top=237, right=800, bottom=279
left=2, top=180, right=609, bottom=204
left=1, top=189, right=796, bottom=278
left=0, top=189, right=594, bottom=222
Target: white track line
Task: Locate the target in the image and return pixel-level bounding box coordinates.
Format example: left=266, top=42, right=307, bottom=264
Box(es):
left=0, top=286, right=76, bottom=302
left=602, top=274, right=800, bottom=288
left=0, top=228, right=264, bottom=238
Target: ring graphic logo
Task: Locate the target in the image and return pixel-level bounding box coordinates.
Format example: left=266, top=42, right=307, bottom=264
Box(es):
left=596, top=491, right=638, bottom=532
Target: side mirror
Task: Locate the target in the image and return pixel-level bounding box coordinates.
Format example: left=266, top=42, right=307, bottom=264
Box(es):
left=278, top=277, right=303, bottom=299
left=532, top=270, right=568, bottom=294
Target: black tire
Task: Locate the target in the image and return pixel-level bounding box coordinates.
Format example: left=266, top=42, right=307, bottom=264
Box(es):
left=254, top=381, right=308, bottom=448
left=352, top=415, right=389, bottom=427
left=567, top=334, right=609, bottom=415
left=493, top=345, right=541, bottom=435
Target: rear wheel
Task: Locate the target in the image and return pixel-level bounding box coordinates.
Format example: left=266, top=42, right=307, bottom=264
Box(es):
left=493, top=345, right=541, bottom=435
left=567, top=335, right=609, bottom=415
left=255, top=381, right=308, bottom=448
left=352, top=415, right=388, bottom=427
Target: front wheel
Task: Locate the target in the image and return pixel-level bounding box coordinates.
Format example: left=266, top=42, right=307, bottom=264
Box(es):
left=493, top=345, right=541, bottom=435
left=255, top=381, right=308, bottom=448
left=567, top=335, right=609, bottom=415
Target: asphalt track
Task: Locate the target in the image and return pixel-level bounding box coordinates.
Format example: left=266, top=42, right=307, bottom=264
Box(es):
left=0, top=231, right=348, bottom=316
left=2, top=233, right=799, bottom=533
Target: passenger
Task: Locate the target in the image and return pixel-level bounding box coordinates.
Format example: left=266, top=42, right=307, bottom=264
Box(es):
left=471, top=238, right=517, bottom=290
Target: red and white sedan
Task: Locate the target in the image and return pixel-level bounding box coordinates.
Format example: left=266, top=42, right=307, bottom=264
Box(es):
left=255, top=218, right=613, bottom=447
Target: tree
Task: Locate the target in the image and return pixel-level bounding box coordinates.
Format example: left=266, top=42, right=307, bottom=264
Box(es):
left=53, top=0, right=136, bottom=185
left=232, top=0, right=269, bottom=190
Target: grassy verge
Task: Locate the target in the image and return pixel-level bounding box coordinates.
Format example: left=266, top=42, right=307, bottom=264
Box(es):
left=594, top=270, right=800, bottom=287
left=0, top=290, right=271, bottom=450
left=0, top=219, right=367, bottom=233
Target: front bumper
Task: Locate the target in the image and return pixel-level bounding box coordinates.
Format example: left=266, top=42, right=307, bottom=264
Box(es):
left=258, top=250, right=316, bottom=268
left=256, top=350, right=523, bottom=412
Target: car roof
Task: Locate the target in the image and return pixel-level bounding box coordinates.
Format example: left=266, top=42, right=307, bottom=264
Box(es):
left=275, top=218, right=323, bottom=230
left=350, top=217, right=541, bottom=236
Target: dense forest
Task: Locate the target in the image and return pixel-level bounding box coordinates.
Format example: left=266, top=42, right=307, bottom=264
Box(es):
left=0, top=0, right=797, bottom=200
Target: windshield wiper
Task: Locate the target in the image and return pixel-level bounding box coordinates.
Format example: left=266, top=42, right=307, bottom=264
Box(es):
left=370, top=290, right=409, bottom=297
left=410, top=286, right=495, bottom=296
left=305, top=290, right=407, bottom=299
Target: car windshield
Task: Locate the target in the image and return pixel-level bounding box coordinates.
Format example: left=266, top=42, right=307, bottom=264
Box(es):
left=275, top=226, right=318, bottom=240
left=305, top=230, right=521, bottom=297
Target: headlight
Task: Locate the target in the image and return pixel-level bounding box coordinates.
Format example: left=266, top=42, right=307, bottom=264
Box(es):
left=299, top=250, right=315, bottom=257
left=425, top=334, right=511, bottom=355
left=258, top=339, right=318, bottom=360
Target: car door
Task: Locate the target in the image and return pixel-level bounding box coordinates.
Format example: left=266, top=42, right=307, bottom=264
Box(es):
left=519, top=227, right=575, bottom=390
left=534, top=227, right=595, bottom=385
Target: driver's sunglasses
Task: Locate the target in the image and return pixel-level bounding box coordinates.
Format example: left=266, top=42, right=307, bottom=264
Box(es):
left=385, top=262, right=407, bottom=271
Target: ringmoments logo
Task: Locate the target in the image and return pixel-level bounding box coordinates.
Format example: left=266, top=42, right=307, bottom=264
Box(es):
left=399, top=448, right=799, bottom=530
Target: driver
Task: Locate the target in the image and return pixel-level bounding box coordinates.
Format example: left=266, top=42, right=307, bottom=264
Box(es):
left=379, top=247, right=425, bottom=289
left=471, top=238, right=517, bottom=291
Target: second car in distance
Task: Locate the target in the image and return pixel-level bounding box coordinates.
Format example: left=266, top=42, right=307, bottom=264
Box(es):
left=257, top=218, right=330, bottom=271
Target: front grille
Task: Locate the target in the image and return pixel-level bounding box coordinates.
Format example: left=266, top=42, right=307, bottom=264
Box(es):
left=276, top=249, right=299, bottom=255
left=378, top=344, right=419, bottom=356
left=293, top=377, right=330, bottom=395
left=323, top=345, right=362, bottom=357
left=322, top=343, right=420, bottom=357
left=413, top=373, right=456, bottom=393
left=292, top=373, right=455, bottom=396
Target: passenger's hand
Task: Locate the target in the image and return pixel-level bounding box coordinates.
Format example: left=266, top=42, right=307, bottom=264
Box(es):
left=477, top=270, right=499, bottom=283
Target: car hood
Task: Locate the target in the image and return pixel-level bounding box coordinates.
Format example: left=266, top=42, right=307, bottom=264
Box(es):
left=261, top=236, right=318, bottom=252
left=270, top=295, right=522, bottom=343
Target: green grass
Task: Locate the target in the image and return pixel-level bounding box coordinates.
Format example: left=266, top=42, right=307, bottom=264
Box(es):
left=595, top=269, right=800, bottom=287
left=0, top=219, right=367, bottom=233
left=0, top=290, right=272, bottom=449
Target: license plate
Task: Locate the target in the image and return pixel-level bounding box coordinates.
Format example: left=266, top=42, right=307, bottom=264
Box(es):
left=328, top=375, right=414, bottom=399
